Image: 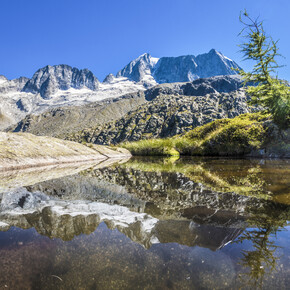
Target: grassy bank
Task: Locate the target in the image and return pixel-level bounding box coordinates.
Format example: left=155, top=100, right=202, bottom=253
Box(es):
left=121, top=113, right=289, bottom=157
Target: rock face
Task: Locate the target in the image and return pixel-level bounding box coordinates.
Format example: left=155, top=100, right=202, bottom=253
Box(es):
left=22, top=65, right=99, bottom=98
left=0, top=76, right=34, bottom=131
left=103, top=73, right=115, bottom=83
left=0, top=75, right=8, bottom=83
left=117, top=53, right=159, bottom=86
left=117, top=49, right=241, bottom=84
left=0, top=76, right=29, bottom=94
left=153, top=49, right=241, bottom=83
left=65, top=76, right=253, bottom=145
left=143, top=74, right=244, bottom=100
left=0, top=132, right=131, bottom=170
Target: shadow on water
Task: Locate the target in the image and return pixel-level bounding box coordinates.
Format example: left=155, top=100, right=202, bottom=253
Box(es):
left=0, top=156, right=289, bottom=289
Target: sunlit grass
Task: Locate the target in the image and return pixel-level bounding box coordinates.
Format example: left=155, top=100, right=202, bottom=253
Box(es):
left=121, top=112, right=271, bottom=157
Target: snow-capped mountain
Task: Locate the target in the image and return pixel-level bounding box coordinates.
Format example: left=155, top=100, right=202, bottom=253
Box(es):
left=153, top=49, right=241, bottom=83
left=0, top=76, right=29, bottom=94
left=116, top=53, right=159, bottom=87
left=0, top=75, right=8, bottom=84
left=0, top=49, right=242, bottom=130
left=116, top=49, right=241, bottom=85
left=22, top=64, right=100, bottom=99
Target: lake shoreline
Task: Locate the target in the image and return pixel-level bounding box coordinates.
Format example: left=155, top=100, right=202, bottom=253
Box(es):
left=0, top=132, right=131, bottom=171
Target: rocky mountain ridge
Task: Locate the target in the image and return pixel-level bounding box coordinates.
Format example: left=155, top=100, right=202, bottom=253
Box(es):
left=22, top=64, right=100, bottom=98
left=117, top=49, right=241, bottom=85
left=0, top=49, right=241, bottom=130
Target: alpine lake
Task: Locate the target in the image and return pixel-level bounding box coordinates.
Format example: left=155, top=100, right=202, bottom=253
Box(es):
left=0, top=156, right=289, bottom=289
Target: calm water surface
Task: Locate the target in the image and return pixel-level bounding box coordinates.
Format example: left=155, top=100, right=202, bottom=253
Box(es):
left=0, top=157, right=289, bottom=289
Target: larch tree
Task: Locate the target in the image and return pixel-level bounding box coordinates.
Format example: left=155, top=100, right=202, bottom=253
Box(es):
left=239, top=10, right=290, bottom=128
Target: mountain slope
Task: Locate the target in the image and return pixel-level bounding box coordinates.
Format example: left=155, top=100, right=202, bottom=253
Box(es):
left=67, top=89, right=251, bottom=145
left=0, top=68, right=145, bottom=130
left=61, top=76, right=254, bottom=145
left=10, top=75, right=247, bottom=139
left=11, top=92, right=146, bottom=136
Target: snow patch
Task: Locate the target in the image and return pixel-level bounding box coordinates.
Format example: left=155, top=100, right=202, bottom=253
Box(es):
left=150, top=57, right=159, bottom=66
left=0, top=79, right=7, bottom=85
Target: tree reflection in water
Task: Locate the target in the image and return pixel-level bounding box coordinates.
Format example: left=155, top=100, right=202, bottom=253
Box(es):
left=236, top=204, right=289, bottom=288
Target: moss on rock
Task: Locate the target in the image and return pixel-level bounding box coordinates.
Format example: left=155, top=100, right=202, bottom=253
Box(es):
left=122, top=113, right=289, bottom=157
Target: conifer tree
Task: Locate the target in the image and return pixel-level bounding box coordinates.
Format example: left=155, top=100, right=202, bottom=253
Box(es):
left=239, top=10, right=290, bottom=128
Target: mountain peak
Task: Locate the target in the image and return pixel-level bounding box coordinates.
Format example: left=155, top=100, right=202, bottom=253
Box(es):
left=207, top=48, right=234, bottom=62
left=138, top=52, right=150, bottom=58
left=117, top=50, right=241, bottom=84
left=23, top=65, right=99, bottom=98
left=103, top=73, right=115, bottom=83
left=0, top=75, right=8, bottom=84
left=116, top=53, right=159, bottom=83
left=208, top=48, right=218, bottom=54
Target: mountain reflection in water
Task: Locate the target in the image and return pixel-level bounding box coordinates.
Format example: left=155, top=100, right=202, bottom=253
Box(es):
left=0, top=157, right=289, bottom=289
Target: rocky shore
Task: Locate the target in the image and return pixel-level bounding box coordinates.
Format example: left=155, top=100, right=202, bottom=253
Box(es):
left=0, top=132, right=131, bottom=171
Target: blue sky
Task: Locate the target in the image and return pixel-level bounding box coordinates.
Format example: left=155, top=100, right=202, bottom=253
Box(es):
left=0, top=0, right=289, bottom=81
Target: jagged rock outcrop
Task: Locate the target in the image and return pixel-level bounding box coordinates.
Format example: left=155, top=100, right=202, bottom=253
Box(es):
left=117, top=53, right=158, bottom=86
left=0, top=76, right=32, bottom=130
left=22, top=65, right=99, bottom=98
left=117, top=49, right=241, bottom=84
left=103, top=73, right=115, bottom=83
left=67, top=85, right=252, bottom=144
left=153, top=49, right=241, bottom=83
left=0, top=76, right=29, bottom=94
left=0, top=75, right=8, bottom=83
left=0, top=68, right=145, bottom=130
